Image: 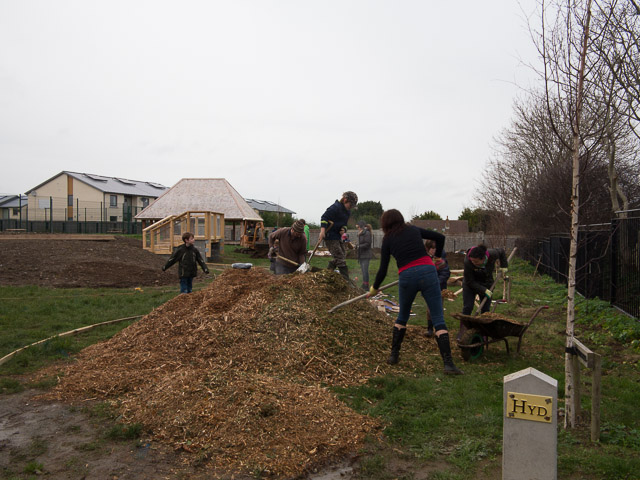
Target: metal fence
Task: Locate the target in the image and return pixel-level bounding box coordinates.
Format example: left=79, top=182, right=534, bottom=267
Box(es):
left=516, top=210, right=640, bottom=319
left=0, top=196, right=147, bottom=234
left=611, top=215, right=640, bottom=318
left=0, top=218, right=143, bottom=234
left=2, top=196, right=147, bottom=223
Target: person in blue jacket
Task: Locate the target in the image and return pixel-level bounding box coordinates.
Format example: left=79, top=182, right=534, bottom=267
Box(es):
left=318, top=191, right=358, bottom=281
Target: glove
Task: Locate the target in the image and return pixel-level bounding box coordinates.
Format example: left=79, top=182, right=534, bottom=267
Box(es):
left=161, top=266, right=166, bottom=272
left=367, top=286, right=379, bottom=297
left=500, top=267, right=508, bottom=275
left=484, top=289, right=492, bottom=300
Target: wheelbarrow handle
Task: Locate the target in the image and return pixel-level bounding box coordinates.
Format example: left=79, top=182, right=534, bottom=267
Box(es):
left=328, top=280, right=399, bottom=313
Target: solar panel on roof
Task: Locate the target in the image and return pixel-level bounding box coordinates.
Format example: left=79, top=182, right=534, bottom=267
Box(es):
left=83, top=174, right=108, bottom=182
left=116, top=178, right=136, bottom=185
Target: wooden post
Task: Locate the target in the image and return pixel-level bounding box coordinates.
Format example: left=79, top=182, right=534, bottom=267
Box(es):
left=591, top=354, right=602, bottom=442
left=572, top=354, right=581, bottom=418
left=570, top=338, right=601, bottom=442
left=533, top=253, right=542, bottom=277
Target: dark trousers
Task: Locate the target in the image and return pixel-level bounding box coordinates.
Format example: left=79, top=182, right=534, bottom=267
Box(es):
left=462, top=286, right=491, bottom=315
left=179, top=277, right=194, bottom=293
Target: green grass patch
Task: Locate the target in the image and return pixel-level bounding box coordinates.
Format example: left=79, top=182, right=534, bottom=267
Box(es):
left=23, top=461, right=44, bottom=474
left=104, top=423, right=143, bottom=441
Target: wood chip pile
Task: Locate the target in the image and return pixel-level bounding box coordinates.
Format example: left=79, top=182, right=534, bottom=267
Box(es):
left=43, top=268, right=440, bottom=477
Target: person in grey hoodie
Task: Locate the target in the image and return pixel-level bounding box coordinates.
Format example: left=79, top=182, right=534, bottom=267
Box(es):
left=356, top=221, right=373, bottom=290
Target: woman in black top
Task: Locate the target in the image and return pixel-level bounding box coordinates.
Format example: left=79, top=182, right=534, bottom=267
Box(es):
left=368, top=209, right=463, bottom=374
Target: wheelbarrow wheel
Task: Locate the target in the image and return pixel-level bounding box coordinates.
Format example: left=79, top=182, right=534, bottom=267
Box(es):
left=460, top=328, right=485, bottom=361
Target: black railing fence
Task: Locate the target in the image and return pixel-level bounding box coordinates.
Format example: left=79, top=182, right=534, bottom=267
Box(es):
left=0, top=218, right=142, bottom=234
left=611, top=215, right=640, bottom=318
left=0, top=196, right=146, bottom=234
left=516, top=211, right=640, bottom=319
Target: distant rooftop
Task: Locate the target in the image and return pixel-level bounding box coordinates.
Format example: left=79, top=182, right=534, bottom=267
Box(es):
left=245, top=199, right=295, bottom=215
left=26, top=171, right=169, bottom=198
left=0, top=194, right=28, bottom=208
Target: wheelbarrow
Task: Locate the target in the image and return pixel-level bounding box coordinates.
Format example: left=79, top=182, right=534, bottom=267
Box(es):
left=451, top=305, right=548, bottom=361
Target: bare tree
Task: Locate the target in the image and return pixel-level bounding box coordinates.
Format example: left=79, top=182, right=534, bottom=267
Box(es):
left=534, top=0, right=594, bottom=429
left=592, top=0, right=640, bottom=138
left=478, top=90, right=636, bottom=237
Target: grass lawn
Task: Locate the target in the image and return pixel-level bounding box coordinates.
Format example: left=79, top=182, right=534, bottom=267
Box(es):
left=1, top=248, right=639, bottom=479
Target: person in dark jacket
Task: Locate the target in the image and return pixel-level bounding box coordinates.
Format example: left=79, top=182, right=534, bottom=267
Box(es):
left=458, top=244, right=508, bottom=340
left=356, top=221, right=373, bottom=290
left=268, top=219, right=307, bottom=275
left=162, top=232, right=209, bottom=293
left=318, top=191, right=358, bottom=281
left=424, top=238, right=451, bottom=337
left=367, top=209, right=463, bottom=374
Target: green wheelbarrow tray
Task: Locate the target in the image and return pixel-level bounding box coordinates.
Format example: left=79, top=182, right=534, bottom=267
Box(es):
left=452, top=305, right=549, bottom=361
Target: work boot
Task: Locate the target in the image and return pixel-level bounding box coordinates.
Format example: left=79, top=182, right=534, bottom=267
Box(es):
left=387, top=327, right=406, bottom=365
left=327, top=260, right=336, bottom=271
left=435, top=332, right=464, bottom=375
left=338, top=266, right=349, bottom=281
left=361, top=281, right=370, bottom=291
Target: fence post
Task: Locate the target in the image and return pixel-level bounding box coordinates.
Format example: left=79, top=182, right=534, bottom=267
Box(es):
left=609, top=219, right=618, bottom=305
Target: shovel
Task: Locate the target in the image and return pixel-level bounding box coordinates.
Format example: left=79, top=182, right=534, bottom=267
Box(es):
left=297, top=220, right=333, bottom=273
left=328, top=280, right=399, bottom=313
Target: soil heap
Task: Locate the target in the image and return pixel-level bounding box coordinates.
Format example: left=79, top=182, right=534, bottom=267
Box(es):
left=0, top=236, right=179, bottom=288
left=44, top=268, right=440, bottom=477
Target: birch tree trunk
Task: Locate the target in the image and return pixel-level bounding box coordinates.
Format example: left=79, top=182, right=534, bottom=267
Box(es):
left=564, top=0, right=592, bottom=430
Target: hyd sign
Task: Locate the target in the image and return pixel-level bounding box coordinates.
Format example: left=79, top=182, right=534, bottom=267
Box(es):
left=506, top=392, right=553, bottom=423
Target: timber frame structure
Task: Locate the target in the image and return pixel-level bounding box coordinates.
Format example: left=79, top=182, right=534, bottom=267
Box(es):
left=142, top=211, right=225, bottom=259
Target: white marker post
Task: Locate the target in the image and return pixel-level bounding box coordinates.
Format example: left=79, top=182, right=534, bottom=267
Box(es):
left=503, top=367, right=557, bottom=480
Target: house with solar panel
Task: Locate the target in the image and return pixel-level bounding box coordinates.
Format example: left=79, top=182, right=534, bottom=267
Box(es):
left=24, top=171, right=169, bottom=223
left=244, top=198, right=296, bottom=228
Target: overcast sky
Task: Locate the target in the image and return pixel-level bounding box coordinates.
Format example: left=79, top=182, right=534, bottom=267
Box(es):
left=0, top=0, right=541, bottom=223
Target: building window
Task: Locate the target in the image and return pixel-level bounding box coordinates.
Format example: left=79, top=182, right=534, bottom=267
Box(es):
left=141, top=197, right=149, bottom=208
left=12, top=208, right=19, bottom=215
left=68, top=195, right=73, bottom=206
left=110, top=195, right=117, bottom=207
left=110, top=216, right=118, bottom=222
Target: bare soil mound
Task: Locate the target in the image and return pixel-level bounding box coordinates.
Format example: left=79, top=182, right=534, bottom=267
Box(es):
left=0, top=235, right=183, bottom=288
left=40, top=268, right=439, bottom=477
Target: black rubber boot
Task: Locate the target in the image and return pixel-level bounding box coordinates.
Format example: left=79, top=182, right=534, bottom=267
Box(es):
left=436, top=332, right=464, bottom=375
left=387, top=327, right=406, bottom=365
left=338, top=266, right=349, bottom=281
